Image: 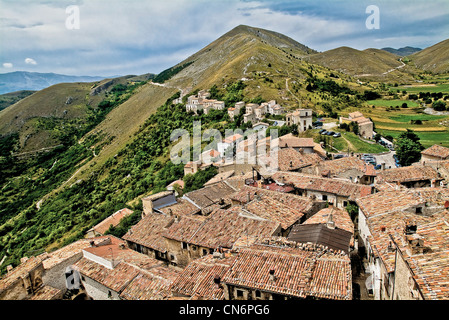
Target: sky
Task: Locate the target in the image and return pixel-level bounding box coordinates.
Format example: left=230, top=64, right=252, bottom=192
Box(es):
left=1, top=0, right=448, bottom=77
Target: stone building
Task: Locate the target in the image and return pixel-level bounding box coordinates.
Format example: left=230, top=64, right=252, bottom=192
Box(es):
left=0, top=257, right=45, bottom=300
left=285, top=109, right=313, bottom=132
left=221, top=238, right=352, bottom=300
left=86, top=208, right=134, bottom=238
left=421, top=144, right=449, bottom=162
left=271, top=171, right=373, bottom=209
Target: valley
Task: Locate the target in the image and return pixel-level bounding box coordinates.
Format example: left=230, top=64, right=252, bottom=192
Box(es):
left=1, top=24, right=449, bottom=302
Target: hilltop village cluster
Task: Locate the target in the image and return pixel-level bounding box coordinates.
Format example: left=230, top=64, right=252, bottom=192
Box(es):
left=2, top=90, right=449, bottom=301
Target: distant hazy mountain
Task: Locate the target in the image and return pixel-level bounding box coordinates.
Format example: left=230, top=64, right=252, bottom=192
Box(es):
left=0, top=71, right=108, bottom=94
left=381, top=46, right=422, bottom=56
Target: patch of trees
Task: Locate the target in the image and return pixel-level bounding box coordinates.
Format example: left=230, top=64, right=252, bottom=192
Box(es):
left=395, top=129, right=424, bottom=166
left=306, top=78, right=354, bottom=96
left=153, top=61, right=194, bottom=84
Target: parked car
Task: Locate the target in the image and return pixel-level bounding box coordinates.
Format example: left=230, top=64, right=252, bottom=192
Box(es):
left=375, top=164, right=382, bottom=170
left=334, top=154, right=344, bottom=159
left=333, top=132, right=341, bottom=138
left=321, top=130, right=328, bottom=135
left=319, top=129, right=326, bottom=133
left=326, top=131, right=334, bottom=136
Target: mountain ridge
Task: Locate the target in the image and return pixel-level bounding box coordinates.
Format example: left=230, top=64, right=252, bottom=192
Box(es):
left=0, top=71, right=112, bottom=95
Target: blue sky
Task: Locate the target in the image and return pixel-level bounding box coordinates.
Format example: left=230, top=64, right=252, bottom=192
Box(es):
left=1, top=0, right=448, bottom=76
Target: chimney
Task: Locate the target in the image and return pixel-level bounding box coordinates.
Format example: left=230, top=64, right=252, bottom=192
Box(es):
left=6, top=265, right=13, bottom=273
left=174, top=215, right=179, bottom=223
left=431, top=179, right=436, bottom=188
left=119, top=243, right=126, bottom=250
left=269, top=269, right=276, bottom=281
left=167, top=208, right=173, bottom=216
left=20, top=257, right=28, bottom=264
left=247, top=192, right=251, bottom=203
left=326, top=213, right=335, bottom=229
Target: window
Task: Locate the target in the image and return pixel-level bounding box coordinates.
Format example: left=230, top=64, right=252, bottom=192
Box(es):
left=182, top=242, right=188, bottom=250
left=202, top=249, right=208, bottom=256
left=192, top=245, right=197, bottom=251
left=108, top=291, right=112, bottom=299
left=343, top=201, right=348, bottom=207
left=416, top=207, right=422, bottom=214
left=322, top=195, right=328, bottom=201
left=236, top=289, right=244, bottom=298
left=170, top=254, right=175, bottom=261
left=255, top=290, right=261, bottom=298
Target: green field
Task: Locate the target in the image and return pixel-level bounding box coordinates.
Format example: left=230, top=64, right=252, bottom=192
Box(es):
left=367, top=99, right=420, bottom=108
left=395, top=83, right=449, bottom=94
left=376, top=129, right=449, bottom=148
left=388, top=114, right=447, bottom=123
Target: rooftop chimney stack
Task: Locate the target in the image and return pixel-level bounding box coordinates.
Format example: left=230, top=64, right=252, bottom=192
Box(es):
left=326, top=213, right=335, bottom=229
left=269, top=269, right=276, bottom=281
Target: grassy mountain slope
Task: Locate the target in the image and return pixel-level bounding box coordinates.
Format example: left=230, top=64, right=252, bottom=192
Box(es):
left=0, top=71, right=107, bottom=95
left=381, top=46, right=421, bottom=56
left=0, top=90, right=36, bottom=112
left=407, top=38, right=449, bottom=74
left=305, top=46, right=421, bottom=83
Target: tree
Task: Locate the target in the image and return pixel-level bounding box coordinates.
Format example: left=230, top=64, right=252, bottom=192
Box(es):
left=374, top=133, right=382, bottom=143
left=432, top=100, right=447, bottom=111
left=395, top=129, right=424, bottom=166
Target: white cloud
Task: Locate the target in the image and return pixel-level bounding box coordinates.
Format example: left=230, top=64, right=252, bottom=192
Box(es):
left=3, top=62, right=13, bottom=68
left=25, top=58, right=37, bottom=65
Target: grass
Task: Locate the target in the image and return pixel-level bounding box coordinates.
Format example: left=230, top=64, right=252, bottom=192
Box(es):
left=367, top=99, right=419, bottom=108
left=375, top=128, right=449, bottom=148
left=388, top=114, right=447, bottom=123
left=395, top=83, right=449, bottom=94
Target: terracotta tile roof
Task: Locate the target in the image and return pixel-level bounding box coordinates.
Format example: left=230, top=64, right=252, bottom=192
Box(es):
left=272, top=171, right=373, bottom=200
left=351, top=116, right=372, bottom=125
left=221, top=172, right=254, bottom=190
left=422, top=144, right=449, bottom=159
left=262, top=148, right=323, bottom=171
left=170, top=254, right=236, bottom=300
left=119, top=267, right=180, bottom=300
left=73, top=259, right=141, bottom=292
left=376, top=165, right=440, bottom=184
left=357, top=188, right=449, bottom=219
left=41, top=236, right=110, bottom=270
left=183, top=181, right=236, bottom=209
left=0, top=256, right=43, bottom=291
left=223, top=134, right=243, bottom=144
left=222, top=238, right=352, bottom=300
left=158, top=198, right=202, bottom=217
left=229, top=185, right=316, bottom=214
left=244, top=197, right=306, bottom=230
left=29, top=285, right=62, bottom=300
left=275, top=134, right=315, bottom=148
left=82, top=236, right=165, bottom=270
left=88, top=208, right=134, bottom=235
left=204, top=170, right=235, bottom=186
left=305, top=156, right=376, bottom=177
left=365, top=210, right=436, bottom=272
left=122, top=213, right=175, bottom=253
left=163, top=207, right=280, bottom=249
left=303, top=207, right=354, bottom=235
left=348, top=111, right=364, bottom=119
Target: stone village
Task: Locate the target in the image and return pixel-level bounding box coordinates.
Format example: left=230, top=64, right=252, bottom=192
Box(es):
left=2, top=89, right=449, bottom=301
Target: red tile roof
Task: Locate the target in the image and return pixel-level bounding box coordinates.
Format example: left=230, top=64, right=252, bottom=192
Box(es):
left=88, top=208, right=134, bottom=235
left=222, top=238, right=352, bottom=300
left=376, top=165, right=440, bottom=184
left=163, top=207, right=280, bottom=249
left=170, top=254, right=236, bottom=300
left=422, top=144, right=449, bottom=159
left=272, top=171, right=372, bottom=200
